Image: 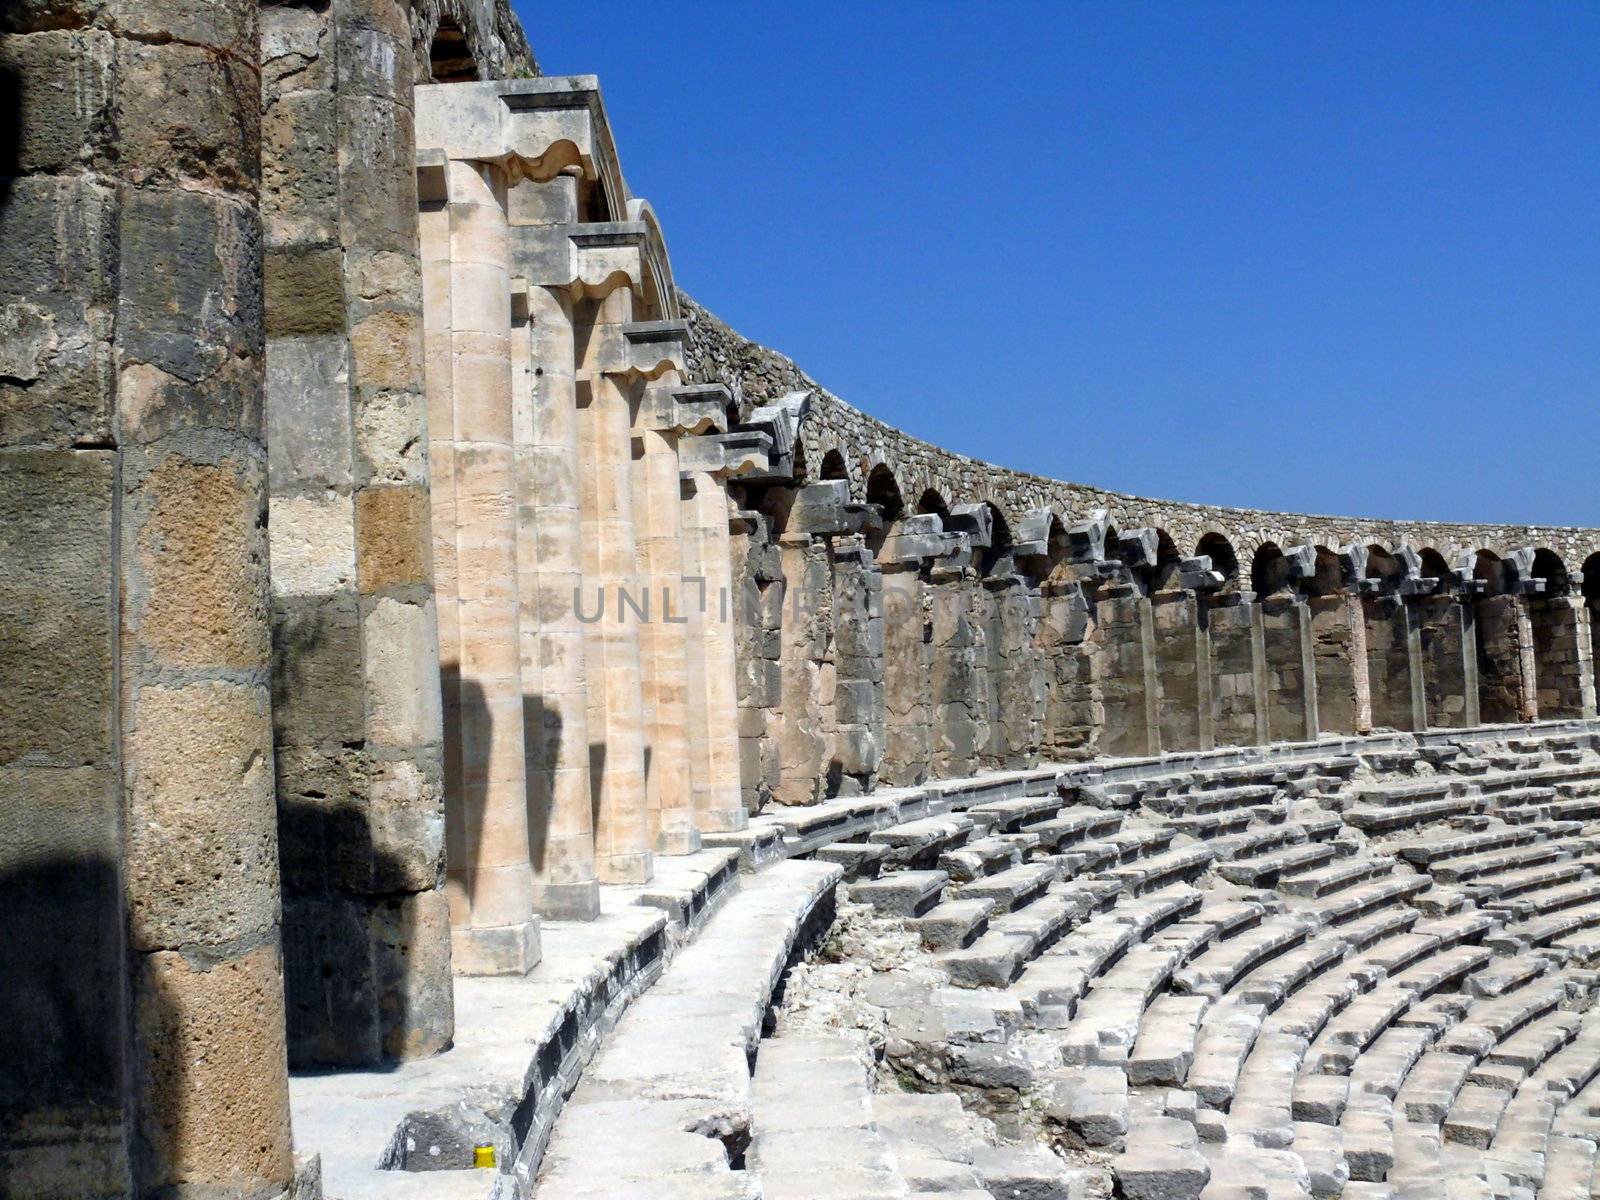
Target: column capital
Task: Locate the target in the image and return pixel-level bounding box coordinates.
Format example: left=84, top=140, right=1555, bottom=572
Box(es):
left=638, top=381, right=731, bottom=435
left=584, top=318, right=687, bottom=381
left=878, top=513, right=967, bottom=566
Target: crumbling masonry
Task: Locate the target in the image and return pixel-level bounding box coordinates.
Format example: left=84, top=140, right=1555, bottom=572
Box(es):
left=4, top=4, right=1600, bottom=1200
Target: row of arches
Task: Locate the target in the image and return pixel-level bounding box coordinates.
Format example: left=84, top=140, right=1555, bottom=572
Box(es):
left=730, top=461, right=1600, bottom=811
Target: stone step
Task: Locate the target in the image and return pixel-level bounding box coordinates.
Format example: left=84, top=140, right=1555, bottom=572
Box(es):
left=1279, top=857, right=1390, bottom=898
left=849, top=870, right=949, bottom=917
left=909, top=896, right=995, bottom=951
left=1172, top=915, right=1313, bottom=999
left=939, top=837, right=1022, bottom=883
left=1345, top=796, right=1490, bottom=835
left=1020, top=805, right=1123, bottom=850
left=1393, top=827, right=1538, bottom=868
left=748, top=1034, right=907, bottom=1200
left=867, top=814, right=977, bottom=869
left=813, top=841, right=889, bottom=880
left=1429, top=841, right=1567, bottom=884
left=1216, top=843, right=1338, bottom=889
left=957, top=860, right=1058, bottom=912
left=536, top=861, right=841, bottom=1199
left=1129, top=993, right=1212, bottom=1086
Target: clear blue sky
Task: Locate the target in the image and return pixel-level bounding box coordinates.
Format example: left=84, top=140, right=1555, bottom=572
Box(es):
left=519, top=1, right=1599, bottom=527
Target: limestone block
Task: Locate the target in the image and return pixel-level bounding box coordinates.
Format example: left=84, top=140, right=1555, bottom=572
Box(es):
left=268, top=492, right=356, bottom=596
left=114, top=37, right=260, bottom=192
left=133, top=944, right=294, bottom=1195
left=0, top=449, right=114, bottom=767
left=338, top=93, right=416, bottom=255
left=266, top=334, right=352, bottom=492
left=271, top=594, right=366, bottom=746
left=125, top=680, right=279, bottom=950
left=0, top=176, right=117, bottom=446
left=0, top=29, right=113, bottom=174
left=362, top=596, right=443, bottom=747
left=355, top=483, right=432, bottom=591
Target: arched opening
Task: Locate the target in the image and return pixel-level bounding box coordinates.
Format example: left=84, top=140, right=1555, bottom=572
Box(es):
left=1419, top=548, right=1451, bottom=581
left=864, top=464, right=903, bottom=559
left=818, top=449, right=849, bottom=482
left=1197, top=532, right=1239, bottom=583
left=1251, top=543, right=1289, bottom=597
left=916, top=488, right=949, bottom=520
left=429, top=15, right=480, bottom=83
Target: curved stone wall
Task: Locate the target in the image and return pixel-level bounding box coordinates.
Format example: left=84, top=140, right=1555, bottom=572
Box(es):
left=685, top=295, right=1600, bottom=570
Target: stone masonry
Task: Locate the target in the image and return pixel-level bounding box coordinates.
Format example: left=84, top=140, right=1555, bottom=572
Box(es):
left=3, top=4, right=1600, bottom=1199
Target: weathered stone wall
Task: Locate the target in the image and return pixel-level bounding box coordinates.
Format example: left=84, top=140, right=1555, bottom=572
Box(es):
left=0, top=3, right=294, bottom=1196
left=263, top=0, right=453, bottom=1071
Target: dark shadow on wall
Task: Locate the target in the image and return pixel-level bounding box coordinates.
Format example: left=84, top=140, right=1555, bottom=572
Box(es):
left=0, top=51, right=19, bottom=211
left=274, top=623, right=457, bottom=1071
left=522, top=693, right=561, bottom=872
left=0, top=855, right=136, bottom=1198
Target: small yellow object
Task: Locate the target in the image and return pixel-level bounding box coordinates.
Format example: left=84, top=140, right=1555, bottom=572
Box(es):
left=473, top=1145, right=496, bottom=1169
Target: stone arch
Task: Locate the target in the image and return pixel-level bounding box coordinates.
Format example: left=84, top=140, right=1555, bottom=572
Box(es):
left=818, top=449, right=849, bottom=483
left=1196, top=532, right=1240, bottom=583
left=1251, top=542, right=1290, bottom=598
left=1419, top=547, right=1451, bottom=580
left=428, top=14, right=480, bottom=82
left=916, top=488, right=949, bottom=519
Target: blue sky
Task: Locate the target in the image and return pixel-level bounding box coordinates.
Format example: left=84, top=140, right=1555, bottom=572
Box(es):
left=518, top=2, right=1600, bottom=527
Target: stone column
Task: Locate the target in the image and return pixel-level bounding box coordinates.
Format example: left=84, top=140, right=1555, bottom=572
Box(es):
left=987, top=573, right=1046, bottom=768
left=732, top=507, right=783, bottom=812
left=0, top=4, right=294, bottom=1194
left=880, top=560, right=934, bottom=784
left=1414, top=592, right=1475, bottom=729
left=575, top=289, right=654, bottom=878
left=679, top=443, right=750, bottom=833
left=1362, top=591, right=1416, bottom=731
left=829, top=537, right=886, bottom=793
left=429, top=155, right=540, bottom=974
left=514, top=276, right=601, bottom=918
left=1094, top=574, right=1160, bottom=757
left=1260, top=592, right=1313, bottom=741
left=1209, top=591, right=1261, bottom=747
left=930, top=555, right=985, bottom=778
left=1152, top=587, right=1204, bottom=752
left=264, top=0, right=452, bottom=1064
left=1308, top=593, right=1365, bottom=735
left=771, top=527, right=831, bottom=803
left=1475, top=592, right=1532, bottom=723
left=1530, top=592, right=1597, bottom=719
left=975, top=576, right=1007, bottom=769
left=1037, top=579, right=1100, bottom=761
left=632, top=378, right=700, bottom=853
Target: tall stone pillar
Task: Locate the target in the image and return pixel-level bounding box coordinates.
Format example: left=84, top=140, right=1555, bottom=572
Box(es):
left=264, top=0, right=452, bottom=1064
left=1363, top=591, right=1416, bottom=731
left=1261, top=592, right=1313, bottom=741
left=1475, top=592, right=1533, bottom=723
left=773, top=531, right=831, bottom=802
left=421, top=151, right=540, bottom=974
left=513, top=272, right=601, bottom=918
left=0, top=4, right=295, bottom=1193
left=829, top=537, right=886, bottom=793
left=1152, top=587, right=1204, bottom=752
left=1414, top=592, right=1473, bottom=728
left=930, top=555, right=985, bottom=778
left=1094, top=573, right=1160, bottom=757
left=1308, top=592, right=1365, bottom=736
left=575, top=292, right=656, bottom=877
left=1037, top=578, right=1100, bottom=760
left=678, top=407, right=751, bottom=834
left=1530, top=591, right=1597, bottom=719
left=1209, top=591, right=1261, bottom=747
left=879, top=559, right=934, bottom=784
left=986, top=573, right=1046, bottom=768
left=732, top=507, right=783, bottom=812
left=633, top=375, right=700, bottom=852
